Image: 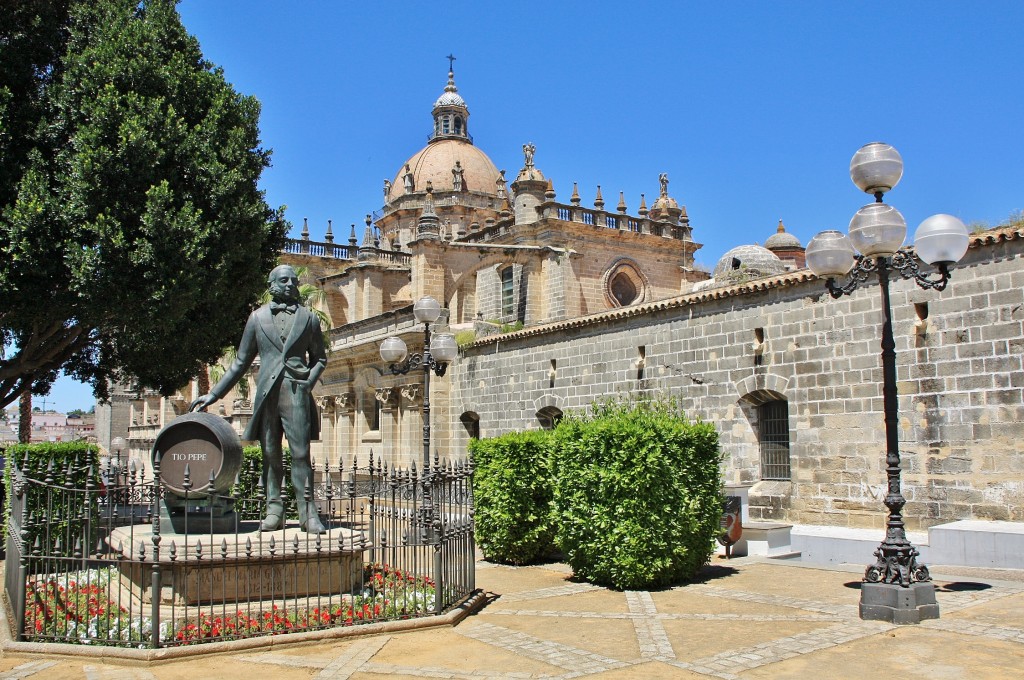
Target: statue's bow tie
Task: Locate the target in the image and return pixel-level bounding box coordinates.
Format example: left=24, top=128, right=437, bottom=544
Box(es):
left=271, top=302, right=298, bottom=314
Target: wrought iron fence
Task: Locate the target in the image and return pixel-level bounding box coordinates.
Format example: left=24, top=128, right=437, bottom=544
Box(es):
left=3, top=452, right=475, bottom=648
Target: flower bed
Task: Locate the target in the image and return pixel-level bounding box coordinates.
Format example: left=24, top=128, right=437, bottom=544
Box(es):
left=24, top=564, right=436, bottom=647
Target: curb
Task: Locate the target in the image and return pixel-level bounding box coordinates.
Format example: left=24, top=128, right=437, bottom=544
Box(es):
left=0, top=588, right=487, bottom=664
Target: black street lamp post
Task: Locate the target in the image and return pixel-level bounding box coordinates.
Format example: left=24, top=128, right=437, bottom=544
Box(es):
left=379, top=296, right=457, bottom=544
left=806, top=143, right=970, bottom=625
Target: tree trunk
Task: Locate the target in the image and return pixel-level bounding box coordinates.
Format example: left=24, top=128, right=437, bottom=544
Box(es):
left=197, top=366, right=211, bottom=396
left=18, top=390, right=31, bottom=443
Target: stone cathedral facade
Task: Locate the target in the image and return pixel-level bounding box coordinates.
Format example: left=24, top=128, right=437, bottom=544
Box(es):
left=108, top=67, right=1024, bottom=534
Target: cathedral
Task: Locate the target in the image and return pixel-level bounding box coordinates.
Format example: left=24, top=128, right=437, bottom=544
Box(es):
left=104, top=66, right=1024, bottom=563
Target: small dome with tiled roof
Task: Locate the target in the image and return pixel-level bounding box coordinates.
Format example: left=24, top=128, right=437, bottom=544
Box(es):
left=433, top=70, right=466, bottom=109
left=711, top=245, right=788, bottom=281
left=765, top=219, right=802, bottom=250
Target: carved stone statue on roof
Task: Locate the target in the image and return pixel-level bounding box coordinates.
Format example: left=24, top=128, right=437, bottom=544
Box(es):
left=403, top=164, right=414, bottom=193
left=452, top=161, right=464, bottom=191
left=523, top=142, right=536, bottom=168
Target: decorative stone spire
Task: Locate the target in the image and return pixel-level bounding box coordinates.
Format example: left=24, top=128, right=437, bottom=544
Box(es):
left=617, top=192, right=627, bottom=214
left=545, top=178, right=556, bottom=200
left=594, top=185, right=604, bottom=210
left=348, top=223, right=358, bottom=248
left=778, top=218, right=786, bottom=233
left=430, top=56, right=472, bottom=144
left=369, top=215, right=379, bottom=248
left=417, top=182, right=441, bottom=238
left=358, top=215, right=377, bottom=260
left=638, top=193, right=648, bottom=217
left=325, top=219, right=334, bottom=243
left=301, top=217, right=310, bottom=240
left=570, top=182, right=581, bottom=206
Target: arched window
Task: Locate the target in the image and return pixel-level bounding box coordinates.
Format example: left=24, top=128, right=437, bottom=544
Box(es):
left=454, top=116, right=463, bottom=134
left=758, top=400, right=791, bottom=480
left=537, top=406, right=563, bottom=430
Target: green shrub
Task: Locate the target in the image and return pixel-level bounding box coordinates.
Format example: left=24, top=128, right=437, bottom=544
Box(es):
left=231, top=445, right=296, bottom=520
left=550, top=399, right=722, bottom=589
left=470, top=430, right=556, bottom=565
left=3, top=442, right=102, bottom=556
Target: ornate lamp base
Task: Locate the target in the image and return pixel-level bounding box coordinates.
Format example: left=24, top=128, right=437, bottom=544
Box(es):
left=860, top=582, right=939, bottom=624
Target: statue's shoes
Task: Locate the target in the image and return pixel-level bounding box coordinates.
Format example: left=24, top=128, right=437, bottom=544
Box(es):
left=301, top=517, right=327, bottom=534
left=260, top=513, right=284, bottom=531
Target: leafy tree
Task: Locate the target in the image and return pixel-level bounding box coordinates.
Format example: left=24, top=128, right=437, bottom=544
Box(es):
left=0, top=0, right=287, bottom=410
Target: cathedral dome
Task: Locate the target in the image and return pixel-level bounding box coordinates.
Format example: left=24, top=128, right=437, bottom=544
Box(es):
left=392, top=138, right=500, bottom=195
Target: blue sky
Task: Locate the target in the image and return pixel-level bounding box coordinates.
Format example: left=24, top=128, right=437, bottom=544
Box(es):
left=47, top=0, right=1024, bottom=413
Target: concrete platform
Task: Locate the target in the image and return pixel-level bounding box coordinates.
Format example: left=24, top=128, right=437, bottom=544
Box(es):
left=791, top=524, right=931, bottom=567
left=928, top=520, right=1024, bottom=569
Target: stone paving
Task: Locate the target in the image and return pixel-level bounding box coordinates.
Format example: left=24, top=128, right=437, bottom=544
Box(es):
left=2, top=556, right=1024, bottom=679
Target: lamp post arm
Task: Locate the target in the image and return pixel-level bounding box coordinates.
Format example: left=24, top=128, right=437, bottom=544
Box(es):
left=824, top=255, right=875, bottom=299
left=891, top=251, right=954, bottom=291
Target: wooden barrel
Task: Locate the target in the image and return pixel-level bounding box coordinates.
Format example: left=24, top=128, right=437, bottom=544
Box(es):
left=152, top=412, right=243, bottom=498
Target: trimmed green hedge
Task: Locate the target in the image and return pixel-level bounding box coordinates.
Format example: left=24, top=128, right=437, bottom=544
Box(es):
left=3, top=441, right=101, bottom=555
left=471, top=398, right=724, bottom=588
left=470, top=430, right=556, bottom=565
left=549, top=400, right=723, bottom=589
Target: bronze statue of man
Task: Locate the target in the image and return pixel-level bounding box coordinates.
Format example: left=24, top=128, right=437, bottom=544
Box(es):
left=190, top=264, right=328, bottom=533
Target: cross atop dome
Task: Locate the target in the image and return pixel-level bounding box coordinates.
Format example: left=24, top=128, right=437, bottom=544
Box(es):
left=431, top=57, right=471, bottom=144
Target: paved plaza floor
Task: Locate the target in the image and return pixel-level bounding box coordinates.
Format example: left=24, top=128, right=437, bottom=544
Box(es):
left=2, top=555, right=1023, bottom=679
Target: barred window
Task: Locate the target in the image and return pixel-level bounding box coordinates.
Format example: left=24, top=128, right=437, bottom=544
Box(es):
left=759, top=400, right=791, bottom=480
left=500, top=266, right=515, bottom=319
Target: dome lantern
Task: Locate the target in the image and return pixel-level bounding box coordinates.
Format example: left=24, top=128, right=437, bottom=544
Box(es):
left=430, top=56, right=472, bottom=144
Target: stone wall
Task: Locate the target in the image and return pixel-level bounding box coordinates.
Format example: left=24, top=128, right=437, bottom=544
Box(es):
left=449, top=231, right=1024, bottom=530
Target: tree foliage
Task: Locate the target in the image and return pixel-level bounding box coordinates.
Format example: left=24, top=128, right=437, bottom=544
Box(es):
left=0, top=0, right=287, bottom=409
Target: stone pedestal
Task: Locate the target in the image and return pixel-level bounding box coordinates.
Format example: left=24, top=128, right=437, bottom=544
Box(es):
left=860, top=581, right=939, bottom=624
left=109, top=523, right=365, bottom=606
